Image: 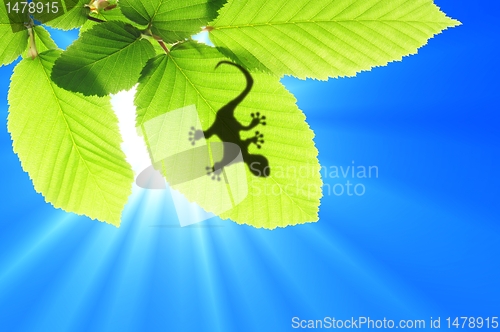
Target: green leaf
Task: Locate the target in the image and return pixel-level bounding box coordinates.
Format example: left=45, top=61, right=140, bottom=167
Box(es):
left=90, top=5, right=144, bottom=27
left=120, top=0, right=225, bottom=43
left=80, top=14, right=166, bottom=55
left=8, top=49, right=133, bottom=226
left=35, top=0, right=90, bottom=30
left=80, top=7, right=143, bottom=35
left=80, top=8, right=142, bottom=35
left=0, top=5, right=29, bottom=66
left=52, top=21, right=156, bottom=96
left=78, top=19, right=97, bottom=35
left=136, top=42, right=322, bottom=229
left=78, top=20, right=101, bottom=37
left=209, top=0, right=461, bottom=79
left=23, top=26, right=58, bottom=58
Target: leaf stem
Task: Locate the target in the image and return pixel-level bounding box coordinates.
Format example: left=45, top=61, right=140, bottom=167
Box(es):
left=26, top=20, right=38, bottom=59
left=157, top=40, right=170, bottom=54
left=141, top=27, right=170, bottom=54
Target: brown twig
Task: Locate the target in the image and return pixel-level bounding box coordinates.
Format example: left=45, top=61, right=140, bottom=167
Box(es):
left=87, top=15, right=106, bottom=23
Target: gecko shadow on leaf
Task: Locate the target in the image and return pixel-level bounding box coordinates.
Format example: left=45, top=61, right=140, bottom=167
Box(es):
left=189, top=61, right=270, bottom=180
left=136, top=61, right=270, bottom=191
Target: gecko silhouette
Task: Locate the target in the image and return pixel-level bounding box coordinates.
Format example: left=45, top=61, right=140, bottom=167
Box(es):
left=189, top=61, right=270, bottom=180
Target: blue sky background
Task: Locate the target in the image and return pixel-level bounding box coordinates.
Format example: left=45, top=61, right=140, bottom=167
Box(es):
left=1, top=2, right=499, bottom=331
